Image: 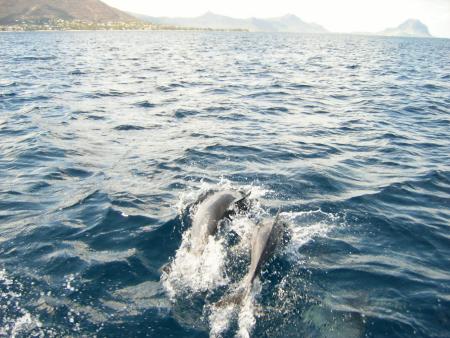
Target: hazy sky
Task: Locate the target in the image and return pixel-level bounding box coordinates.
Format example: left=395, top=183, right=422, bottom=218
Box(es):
left=103, top=0, right=450, bottom=37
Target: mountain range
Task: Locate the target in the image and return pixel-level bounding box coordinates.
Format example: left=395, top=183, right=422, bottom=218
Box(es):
left=0, top=0, right=135, bottom=24
left=379, top=19, right=432, bottom=38
left=0, top=0, right=434, bottom=37
left=134, top=12, right=328, bottom=33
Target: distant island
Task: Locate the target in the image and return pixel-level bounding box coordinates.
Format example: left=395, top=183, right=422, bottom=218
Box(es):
left=378, top=19, right=432, bottom=38
left=0, top=0, right=242, bottom=31
left=0, top=0, right=325, bottom=33
left=0, top=0, right=150, bottom=30
left=134, top=12, right=328, bottom=33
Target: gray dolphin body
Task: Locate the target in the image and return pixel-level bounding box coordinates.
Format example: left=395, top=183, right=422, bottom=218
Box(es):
left=190, top=190, right=248, bottom=254
left=244, top=211, right=285, bottom=286
left=218, top=211, right=287, bottom=305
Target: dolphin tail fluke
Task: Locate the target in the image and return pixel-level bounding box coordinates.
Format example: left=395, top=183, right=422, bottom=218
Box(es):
left=215, top=285, right=250, bottom=308
left=159, top=262, right=172, bottom=275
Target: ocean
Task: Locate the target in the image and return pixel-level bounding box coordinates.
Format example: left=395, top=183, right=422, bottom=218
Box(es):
left=0, top=31, right=449, bottom=337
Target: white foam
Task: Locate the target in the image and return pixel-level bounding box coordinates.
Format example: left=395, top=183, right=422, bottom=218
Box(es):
left=162, top=230, right=229, bottom=299
left=282, top=209, right=340, bottom=256
left=65, top=274, right=76, bottom=292
left=0, top=268, right=13, bottom=286
left=1, top=268, right=45, bottom=338
left=236, top=281, right=260, bottom=338
left=228, top=216, right=255, bottom=251
left=11, top=313, right=43, bottom=338
left=208, top=303, right=236, bottom=338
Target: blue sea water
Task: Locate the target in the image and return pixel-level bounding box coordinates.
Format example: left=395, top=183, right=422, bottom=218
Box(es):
left=0, top=31, right=449, bottom=337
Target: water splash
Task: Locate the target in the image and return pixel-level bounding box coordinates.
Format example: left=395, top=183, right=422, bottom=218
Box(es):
left=283, top=209, right=342, bottom=256
left=164, top=181, right=265, bottom=298
left=236, top=282, right=259, bottom=338
left=161, top=229, right=229, bottom=299
left=208, top=303, right=235, bottom=338
left=0, top=269, right=44, bottom=338
left=164, top=182, right=345, bottom=337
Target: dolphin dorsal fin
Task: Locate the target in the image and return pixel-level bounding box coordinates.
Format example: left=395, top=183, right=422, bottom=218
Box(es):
left=235, top=190, right=251, bottom=203
left=233, top=190, right=251, bottom=212
left=273, top=208, right=282, bottom=224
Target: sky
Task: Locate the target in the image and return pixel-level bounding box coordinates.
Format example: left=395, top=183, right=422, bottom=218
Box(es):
left=103, top=0, right=450, bottom=38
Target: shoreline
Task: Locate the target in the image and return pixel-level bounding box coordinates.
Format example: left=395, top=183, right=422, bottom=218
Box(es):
left=0, top=30, right=445, bottom=39
left=0, top=28, right=249, bottom=33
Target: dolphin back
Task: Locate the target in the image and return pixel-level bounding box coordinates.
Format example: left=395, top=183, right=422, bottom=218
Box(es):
left=190, top=190, right=247, bottom=252
left=246, top=210, right=283, bottom=284
left=216, top=211, right=284, bottom=308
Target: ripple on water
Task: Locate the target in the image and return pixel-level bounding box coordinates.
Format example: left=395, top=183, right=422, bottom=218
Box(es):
left=113, top=124, right=147, bottom=131
left=174, top=109, right=199, bottom=119
left=134, top=100, right=156, bottom=108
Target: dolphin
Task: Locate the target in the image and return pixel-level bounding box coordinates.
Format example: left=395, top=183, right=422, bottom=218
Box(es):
left=160, top=189, right=250, bottom=275
left=217, top=210, right=288, bottom=305
left=189, top=189, right=250, bottom=254
left=244, top=210, right=285, bottom=286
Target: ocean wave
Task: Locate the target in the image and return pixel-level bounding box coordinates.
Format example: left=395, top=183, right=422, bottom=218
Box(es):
left=0, top=31, right=449, bottom=337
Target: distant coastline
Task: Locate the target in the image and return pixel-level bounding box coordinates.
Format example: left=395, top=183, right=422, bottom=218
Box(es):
left=1, top=23, right=439, bottom=38
left=0, top=28, right=248, bottom=32
left=0, top=20, right=248, bottom=32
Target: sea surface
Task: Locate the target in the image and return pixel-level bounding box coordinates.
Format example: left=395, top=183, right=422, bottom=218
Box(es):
left=0, top=31, right=449, bottom=338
